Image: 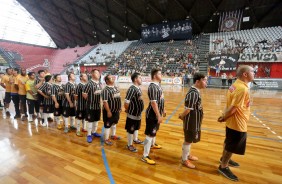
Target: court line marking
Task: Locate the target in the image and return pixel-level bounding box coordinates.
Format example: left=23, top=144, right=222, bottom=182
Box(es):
left=100, top=128, right=115, bottom=184
left=165, top=122, right=282, bottom=142
left=164, top=98, right=185, bottom=124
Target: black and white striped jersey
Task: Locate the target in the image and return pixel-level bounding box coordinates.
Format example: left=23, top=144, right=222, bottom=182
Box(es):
left=125, top=85, right=144, bottom=120
left=75, top=82, right=86, bottom=111
left=83, top=79, right=102, bottom=110
left=101, top=85, right=121, bottom=113
left=51, top=83, right=64, bottom=101
left=38, top=82, right=53, bottom=105
left=183, top=86, right=203, bottom=131
left=62, top=81, right=76, bottom=107
left=146, top=82, right=165, bottom=119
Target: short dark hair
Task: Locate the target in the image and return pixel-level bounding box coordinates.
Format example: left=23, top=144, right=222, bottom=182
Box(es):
left=104, top=74, right=111, bottom=84
left=6, top=68, right=12, bottom=73
left=151, top=68, right=161, bottom=80
left=80, top=73, right=86, bottom=79
left=13, top=68, right=19, bottom=73
left=28, top=72, right=35, bottom=76
left=193, top=73, right=206, bottom=84
left=53, top=74, right=60, bottom=80
left=45, top=75, right=52, bottom=82
left=91, top=69, right=99, bottom=74
left=68, top=73, right=74, bottom=80
left=38, top=70, right=45, bottom=75
left=131, top=72, right=140, bottom=82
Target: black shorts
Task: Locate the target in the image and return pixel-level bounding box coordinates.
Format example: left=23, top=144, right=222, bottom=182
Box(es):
left=19, top=95, right=26, bottom=104
left=76, top=110, right=86, bottom=120
left=224, top=127, right=247, bottom=155
left=145, top=118, right=160, bottom=137
left=54, top=100, right=63, bottom=116
left=37, top=94, right=44, bottom=106
left=4, top=92, right=11, bottom=104
left=103, top=109, right=120, bottom=128
left=86, top=109, right=101, bottom=122
left=62, top=107, right=76, bottom=117
left=43, top=105, right=54, bottom=113
left=125, top=117, right=141, bottom=134
left=184, top=130, right=201, bottom=143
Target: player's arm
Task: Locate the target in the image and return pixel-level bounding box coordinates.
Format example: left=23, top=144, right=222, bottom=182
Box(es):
left=218, top=106, right=237, bottom=122
left=74, top=85, right=79, bottom=101
left=179, top=92, right=197, bottom=120
left=102, top=90, right=112, bottom=118
left=38, top=84, right=49, bottom=99
left=64, top=84, right=74, bottom=107
left=35, top=79, right=44, bottom=89
left=124, top=88, right=134, bottom=112
left=218, top=89, right=246, bottom=122
left=151, top=101, right=162, bottom=122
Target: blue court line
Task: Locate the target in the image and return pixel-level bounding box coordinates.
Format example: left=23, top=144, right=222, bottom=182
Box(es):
left=100, top=128, right=115, bottom=184
left=164, top=98, right=185, bottom=124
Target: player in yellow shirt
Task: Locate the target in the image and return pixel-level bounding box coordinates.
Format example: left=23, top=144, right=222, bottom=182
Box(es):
left=15, top=68, right=29, bottom=121
left=0, top=68, right=13, bottom=116
left=217, top=65, right=254, bottom=181
left=10, top=68, right=21, bottom=118
left=0, top=72, right=5, bottom=109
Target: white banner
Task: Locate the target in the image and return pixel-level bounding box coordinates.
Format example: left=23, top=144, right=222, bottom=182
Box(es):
left=239, top=53, right=282, bottom=62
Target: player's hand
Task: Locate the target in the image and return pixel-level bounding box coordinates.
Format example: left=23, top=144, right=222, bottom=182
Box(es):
left=157, top=116, right=163, bottom=124
left=163, top=110, right=166, bottom=117
left=107, top=111, right=112, bottom=118
left=55, top=103, right=59, bottom=108
left=217, top=116, right=225, bottom=122
left=179, top=114, right=185, bottom=120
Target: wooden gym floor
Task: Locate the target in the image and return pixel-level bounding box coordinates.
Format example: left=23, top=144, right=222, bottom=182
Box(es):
left=0, top=84, right=281, bottom=184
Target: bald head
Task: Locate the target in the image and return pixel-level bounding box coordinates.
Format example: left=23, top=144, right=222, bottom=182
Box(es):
left=236, top=65, right=254, bottom=83
left=236, top=65, right=252, bottom=77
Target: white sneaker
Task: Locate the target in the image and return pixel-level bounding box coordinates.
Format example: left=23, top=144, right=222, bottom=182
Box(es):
left=41, top=121, right=47, bottom=127
left=28, top=116, right=33, bottom=122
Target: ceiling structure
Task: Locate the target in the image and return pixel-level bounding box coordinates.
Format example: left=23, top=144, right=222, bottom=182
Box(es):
left=17, top=0, right=282, bottom=49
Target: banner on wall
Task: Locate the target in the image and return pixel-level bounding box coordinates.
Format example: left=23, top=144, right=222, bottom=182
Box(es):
left=209, top=54, right=239, bottom=71
left=238, top=53, right=282, bottom=62
left=141, top=20, right=192, bottom=43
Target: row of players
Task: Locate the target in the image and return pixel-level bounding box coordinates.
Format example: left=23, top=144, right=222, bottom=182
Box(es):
left=1, top=67, right=207, bottom=168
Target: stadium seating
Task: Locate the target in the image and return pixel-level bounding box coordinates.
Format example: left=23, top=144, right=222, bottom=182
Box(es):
left=209, top=26, right=282, bottom=53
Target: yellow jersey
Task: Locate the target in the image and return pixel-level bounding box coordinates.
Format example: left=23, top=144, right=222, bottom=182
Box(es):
left=16, top=75, right=29, bottom=95
left=225, top=79, right=250, bottom=132
left=10, top=74, right=19, bottom=94
left=1, top=74, right=13, bottom=92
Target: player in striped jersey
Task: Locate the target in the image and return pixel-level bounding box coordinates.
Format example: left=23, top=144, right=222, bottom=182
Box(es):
left=51, top=74, right=64, bottom=130
left=35, top=70, right=46, bottom=120
left=38, top=75, right=54, bottom=127
left=124, top=73, right=144, bottom=152
left=178, top=73, right=207, bottom=169
left=101, top=74, right=122, bottom=146
left=74, top=73, right=88, bottom=137
left=142, top=68, right=166, bottom=165
left=62, top=73, right=76, bottom=133
left=82, top=69, right=102, bottom=143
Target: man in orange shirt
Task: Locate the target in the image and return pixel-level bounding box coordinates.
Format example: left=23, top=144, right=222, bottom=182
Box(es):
left=217, top=65, right=254, bottom=181
left=1, top=68, right=13, bottom=116
left=15, top=68, right=29, bottom=121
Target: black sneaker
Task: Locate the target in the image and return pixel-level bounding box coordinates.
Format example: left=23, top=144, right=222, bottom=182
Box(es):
left=220, top=157, right=240, bottom=167
left=218, top=166, right=239, bottom=181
